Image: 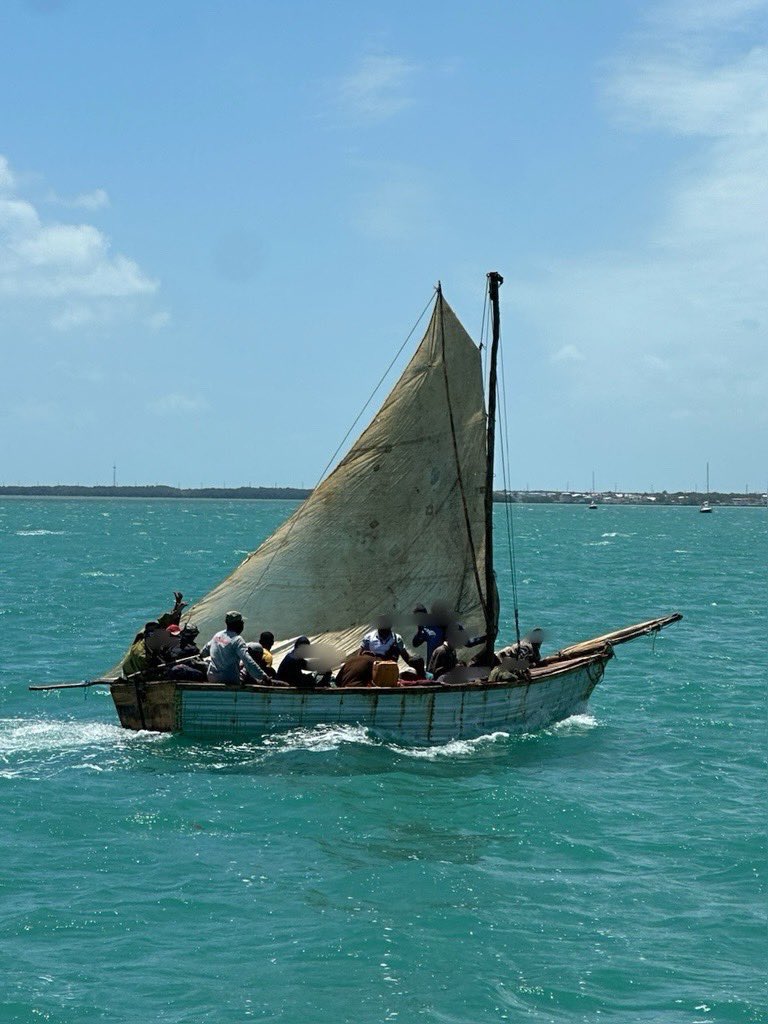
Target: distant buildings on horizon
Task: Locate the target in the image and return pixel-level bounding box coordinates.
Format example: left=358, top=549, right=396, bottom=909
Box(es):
left=0, top=484, right=765, bottom=506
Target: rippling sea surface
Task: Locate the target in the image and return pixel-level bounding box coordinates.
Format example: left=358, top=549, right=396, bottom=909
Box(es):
left=0, top=499, right=764, bottom=1023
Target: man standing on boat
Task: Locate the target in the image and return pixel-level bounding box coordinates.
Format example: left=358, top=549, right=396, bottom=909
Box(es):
left=412, top=601, right=485, bottom=664
left=202, top=611, right=270, bottom=685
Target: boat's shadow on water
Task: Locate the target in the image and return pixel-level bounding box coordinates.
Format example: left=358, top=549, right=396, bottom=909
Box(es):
left=114, top=713, right=605, bottom=779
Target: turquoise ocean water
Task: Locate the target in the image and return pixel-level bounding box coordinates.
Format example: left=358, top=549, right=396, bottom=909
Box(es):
left=0, top=499, right=764, bottom=1023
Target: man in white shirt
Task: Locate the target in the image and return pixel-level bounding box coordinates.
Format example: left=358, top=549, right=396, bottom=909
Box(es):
left=359, top=617, right=419, bottom=669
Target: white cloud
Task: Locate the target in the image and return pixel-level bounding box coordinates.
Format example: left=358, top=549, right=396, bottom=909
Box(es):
left=550, top=344, right=585, bottom=364
left=510, top=1, right=767, bottom=424
left=147, top=393, right=208, bottom=416
left=0, top=154, right=157, bottom=325
left=50, top=302, right=100, bottom=331
left=337, top=55, right=419, bottom=120
left=0, top=156, right=15, bottom=191
left=49, top=187, right=111, bottom=210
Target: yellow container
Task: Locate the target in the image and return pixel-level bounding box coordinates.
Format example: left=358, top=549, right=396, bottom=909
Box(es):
left=372, top=660, right=400, bottom=687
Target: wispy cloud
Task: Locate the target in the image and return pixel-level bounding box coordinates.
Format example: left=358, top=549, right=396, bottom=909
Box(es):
left=0, top=154, right=157, bottom=329
left=336, top=55, right=420, bottom=121
left=510, top=0, right=768, bottom=424
left=146, top=393, right=208, bottom=416
left=47, top=187, right=110, bottom=211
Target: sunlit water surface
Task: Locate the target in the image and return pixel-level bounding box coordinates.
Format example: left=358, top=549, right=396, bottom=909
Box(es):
left=0, top=499, right=764, bottom=1023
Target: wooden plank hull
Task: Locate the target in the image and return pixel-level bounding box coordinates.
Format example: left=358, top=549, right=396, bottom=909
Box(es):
left=109, top=654, right=608, bottom=745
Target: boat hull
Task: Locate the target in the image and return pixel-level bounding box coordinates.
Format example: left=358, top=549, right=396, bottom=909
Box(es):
left=110, top=655, right=608, bottom=745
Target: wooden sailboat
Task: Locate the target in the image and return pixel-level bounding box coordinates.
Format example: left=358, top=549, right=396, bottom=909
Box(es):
left=38, top=274, right=682, bottom=743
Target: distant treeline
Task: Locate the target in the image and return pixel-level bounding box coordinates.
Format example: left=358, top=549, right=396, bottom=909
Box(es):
left=0, top=485, right=764, bottom=506
left=0, top=485, right=312, bottom=500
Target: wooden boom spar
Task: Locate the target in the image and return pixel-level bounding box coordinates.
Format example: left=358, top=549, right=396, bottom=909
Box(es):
left=551, top=612, right=683, bottom=661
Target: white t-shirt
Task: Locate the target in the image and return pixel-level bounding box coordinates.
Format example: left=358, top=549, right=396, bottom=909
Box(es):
left=361, top=629, right=405, bottom=659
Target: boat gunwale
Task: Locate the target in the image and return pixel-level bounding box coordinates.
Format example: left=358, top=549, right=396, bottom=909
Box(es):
left=116, top=648, right=611, bottom=698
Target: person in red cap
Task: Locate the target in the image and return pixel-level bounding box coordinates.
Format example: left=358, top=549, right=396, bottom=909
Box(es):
left=122, top=591, right=187, bottom=678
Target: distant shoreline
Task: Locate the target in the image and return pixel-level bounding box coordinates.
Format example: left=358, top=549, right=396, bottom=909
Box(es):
left=0, top=485, right=764, bottom=506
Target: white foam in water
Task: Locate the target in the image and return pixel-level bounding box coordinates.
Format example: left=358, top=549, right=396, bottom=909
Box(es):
left=263, top=723, right=373, bottom=754
left=390, top=731, right=511, bottom=759
left=547, top=713, right=598, bottom=735
left=259, top=725, right=512, bottom=759
left=0, top=718, right=163, bottom=758
left=15, top=530, right=66, bottom=536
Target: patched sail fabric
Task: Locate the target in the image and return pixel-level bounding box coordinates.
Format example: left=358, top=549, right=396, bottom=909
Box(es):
left=182, top=293, right=493, bottom=661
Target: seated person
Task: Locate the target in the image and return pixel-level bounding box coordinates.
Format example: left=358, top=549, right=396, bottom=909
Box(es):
left=359, top=617, right=418, bottom=668
left=428, top=638, right=458, bottom=680
left=203, top=611, right=270, bottom=685
left=122, top=591, right=187, bottom=678
left=497, top=627, right=544, bottom=668
left=335, top=651, right=376, bottom=688
left=275, top=636, right=322, bottom=689
left=241, top=642, right=285, bottom=685
left=258, top=631, right=276, bottom=675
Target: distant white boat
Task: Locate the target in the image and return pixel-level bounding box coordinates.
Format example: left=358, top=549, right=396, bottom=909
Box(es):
left=700, top=462, right=714, bottom=512
left=588, top=472, right=598, bottom=508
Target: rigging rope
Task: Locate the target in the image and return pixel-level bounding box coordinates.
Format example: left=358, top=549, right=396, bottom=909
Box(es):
left=437, top=288, right=488, bottom=624
left=494, top=288, right=522, bottom=646
left=480, top=286, right=488, bottom=384
left=248, top=290, right=436, bottom=594
left=314, top=291, right=437, bottom=483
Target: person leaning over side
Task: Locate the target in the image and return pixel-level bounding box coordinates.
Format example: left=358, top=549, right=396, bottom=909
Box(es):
left=202, top=611, right=270, bottom=686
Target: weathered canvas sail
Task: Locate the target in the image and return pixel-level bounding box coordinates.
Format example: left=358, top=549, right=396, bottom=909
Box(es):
left=169, top=292, right=492, bottom=662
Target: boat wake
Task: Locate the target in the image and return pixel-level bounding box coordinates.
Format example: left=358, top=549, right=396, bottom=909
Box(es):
left=0, top=716, right=164, bottom=778
left=546, top=712, right=598, bottom=735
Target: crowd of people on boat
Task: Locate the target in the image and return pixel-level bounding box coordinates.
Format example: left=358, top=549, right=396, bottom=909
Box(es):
left=121, top=592, right=545, bottom=688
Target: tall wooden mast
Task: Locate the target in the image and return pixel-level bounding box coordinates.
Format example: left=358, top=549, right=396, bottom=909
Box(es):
left=484, top=271, right=504, bottom=656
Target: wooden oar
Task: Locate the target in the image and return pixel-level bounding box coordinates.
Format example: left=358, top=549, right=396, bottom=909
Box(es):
left=29, top=679, right=114, bottom=691
left=29, top=654, right=203, bottom=691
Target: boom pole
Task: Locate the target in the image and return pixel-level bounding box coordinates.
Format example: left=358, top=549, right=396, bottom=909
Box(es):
left=484, top=271, right=504, bottom=658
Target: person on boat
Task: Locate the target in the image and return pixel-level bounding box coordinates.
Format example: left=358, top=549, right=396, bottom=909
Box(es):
left=122, top=591, right=189, bottom=677
left=412, top=602, right=485, bottom=663
left=335, top=651, right=377, bottom=687
left=241, top=642, right=281, bottom=684
left=258, top=631, right=276, bottom=673
left=428, top=636, right=459, bottom=680
left=128, top=591, right=187, bottom=646
left=122, top=620, right=167, bottom=678
left=202, top=611, right=270, bottom=685
left=360, top=617, right=418, bottom=667
left=167, top=623, right=201, bottom=659
left=276, top=636, right=331, bottom=689
left=497, top=627, right=544, bottom=668
left=411, top=604, right=442, bottom=663
left=159, top=623, right=207, bottom=681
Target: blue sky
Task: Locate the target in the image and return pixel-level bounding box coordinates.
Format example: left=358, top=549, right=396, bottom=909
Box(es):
left=0, top=0, right=765, bottom=492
